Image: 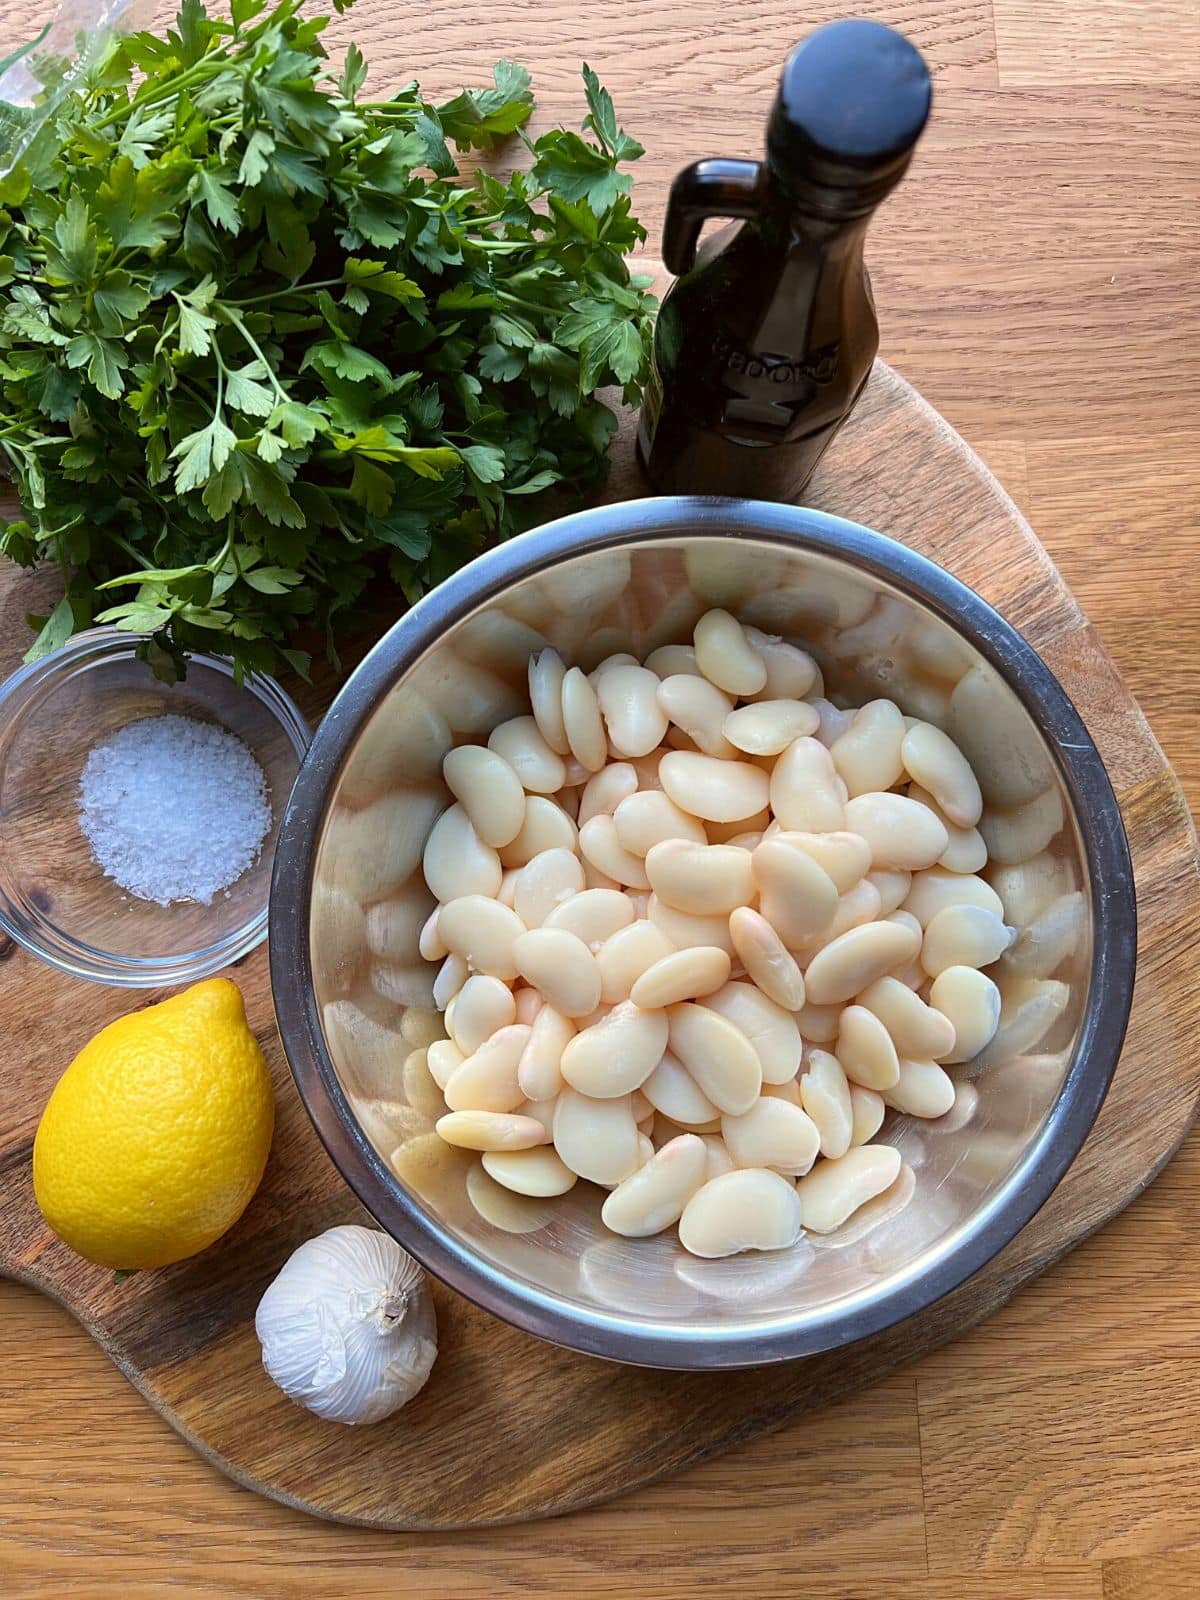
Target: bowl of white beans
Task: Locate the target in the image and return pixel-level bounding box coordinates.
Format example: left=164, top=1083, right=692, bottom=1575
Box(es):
left=270, top=498, right=1135, bottom=1368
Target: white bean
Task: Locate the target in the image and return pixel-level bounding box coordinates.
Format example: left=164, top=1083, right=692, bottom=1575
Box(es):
left=645, top=642, right=700, bottom=678
left=588, top=651, right=639, bottom=683
left=582, top=859, right=620, bottom=892
left=883, top=1058, right=956, bottom=1119
left=694, top=608, right=767, bottom=696
left=517, top=1004, right=574, bottom=1100
left=553, top=1089, right=640, bottom=1184
left=512, top=926, right=602, bottom=1017
left=987, top=851, right=1073, bottom=927
left=849, top=1084, right=886, bottom=1147
left=842, top=791, right=949, bottom=871
left=444, top=1024, right=531, bottom=1113
left=465, top=1163, right=553, bottom=1232
left=901, top=720, right=983, bottom=827
left=789, top=880, right=884, bottom=968
left=761, top=1076, right=802, bottom=1106
left=442, top=744, right=526, bottom=850
left=928, top=966, right=1002, bottom=1063
left=836, top=1004, right=901, bottom=1090
left=658, top=750, right=769, bottom=824
left=641, top=1050, right=719, bottom=1126
left=647, top=894, right=737, bottom=957
left=980, top=785, right=1065, bottom=866
left=721, top=1097, right=820, bottom=1175
left=770, top=737, right=846, bottom=832
left=438, top=895, right=526, bottom=981
left=449, top=974, right=517, bottom=1054
left=796, top=1145, right=902, bottom=1233
left=921, top=904, right=1013, bottom=977
left=578, top=814, right=651, bottom=889
left=856, top=976, right=957, bottom=1060
left=422, top=803, right=503, bottom=903
left=907, top=783, right=988, bottom=874
left=436, top=1109, right=547, bottom=1152
left=810, top=698, right=854, bottom=747
left=707, top=808, right=771, bottom=845
left=544, top=887, right=635, bottom=949
left=796, top=998, right=842, bottom=1043
left=595, top=664, right=670, bottom=758
left=432, top=952, right=469, bottom=1009
left=512, top=847, right=586, bottom=929
left=360, top=884, right=426, bottom=967
left=727, top=907, right=806, bottom=1010
left=751, top=838, right=839, bottom=946
left=596, top=920, right=676, bottom=1003
left=867, top=867, right=912, bottom=915
left=630, top=946, right=732, bottom=1009
left=418, top=906, right=447, bottom=962
left=577, top=762, right=639, bottom=825
left=560, top=1001, right=670, bottom=1097
left=830, top=699, right=907, bottom=797
left=678, top=1168, right=803, bottom=1258
left=370, top=960, right=437, bottom=1008
left=903, top=866, right=1005, bottom=926
left=704, top=980, right=803, bottom=1085
left=498, top=796, right=578, bottom=867
left=1002, top=890, right=1086, bottom=979
left=487, top=715, right=567, bottom=795
left=742, top=627, right=819, bottom=700
left=656, top=673, right=737, bottom=758
left=528, top=647, right=570, bottom=755
left=482, top=1146, right=577, bottom=1197
left=723, top=699, right=819, bottom=757
left=426, top=1037, right=465, bottom=1090
left=560, top=666, right=608, bottom=773
left=987, top=977, right=1069, bottom=1058
left=400, top=1006, right=444, bottom=1051
left=799, top=1049, right=854, bottom=1158
left=700, top=1134, right=735, bottom=1181
left=948, top=662, right=1054, bottom=809
left=774, top=830, right=872, bottom=896
left=644, top=839, right=755, bottom=917
left=601, top=1134, right=708, bottom=1237
left=667, top=1002, right=762, bottom=1114
left=496, top=869, right=519, bottom=908
left=804, top=919, right=922, bottom=1005
left=613, top=789, right=707, bottom=856
left=513, top=987, right=542, bottom=1025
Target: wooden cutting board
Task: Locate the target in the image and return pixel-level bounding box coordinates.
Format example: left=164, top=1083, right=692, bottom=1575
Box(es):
left=2, top=360, right=1197, bottom=1530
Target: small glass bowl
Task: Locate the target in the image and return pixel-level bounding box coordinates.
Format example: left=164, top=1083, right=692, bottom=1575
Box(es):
left=0, top=627, right=311, bottom=986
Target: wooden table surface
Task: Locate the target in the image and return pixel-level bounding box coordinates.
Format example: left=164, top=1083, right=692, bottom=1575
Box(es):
left=3, top=0, right=1198, bottom=1594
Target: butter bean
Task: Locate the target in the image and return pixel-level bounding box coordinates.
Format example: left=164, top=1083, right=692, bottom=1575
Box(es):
left=867, top=867, right=912, bottom=915
left=928, top=966, right=1002, bottom=1063
left=465, top=1163, right=554, bottom=1232
left=578, top=761, right=638, bottom=825
left=487, top=715, right=567, bottom=795
left=723, top=699, right=819, bottom=757
left=496, top=869, right=519, bottom=908
left=707, top=808, right=771, bottom=845
left=582, top=860, right=620, bottom=892
left=630, top=946, right=732, bottom=1009
left=426, top=1037, right=465, bottom=1090
left=742, top=626, right=819, bottom=700
left=1001, top=890, right=1086, bottom=979
left=629, top=750, right=665, bottom=790
left=439, top=895, right=526, bottom=981
left=544, top=886, right=635, bottom=949
left=642, top=1049, right=720, bottom=1125
left=770, top=737, right=846, bottom=832
left=595, top=664, right=670, bottom=758
left=949, top=662, right=1053, bottom=809
left=561, top=666, right=608, bottom=772
left=921, top=904, right=1014, bottom=977
left=667, top=1002, right=762, bottom=1114
left=987, top=851, right=1073, bottom=927
left=512, top=926, right=601, bottom=1017
left=400, top=1006, right=444, bottom=1050
left=513, top=847, right=586, bottom=928
left=423, top=802, right=503, bottom=902
left=902, top=866, right=1004, bottom=926
left=727, top=907, right=806, bottom=1010
left=436, top=1109, right=547, bottom=1152
left=553, top=1089, right=640, bottom=1184
left=987, top=977, right=1069, bottom=1058
left=857, top=976, right=957, bottom=1060
left=849, top=1084, right=886, bottom=1147
left=648, top=894, right=736, bottom=957
left=613, top=789, right=707, bottom=856
left=907, top=783, right=988, bottom=874
left=836, top=1004, right=901, bottom=1090
left=658, top=751, right=769, bottom=824
left=444, top=1024, right=531, bottom=1113
left=700, top=1134, right=735, bottom=1181
left=678, top=1168, right=803, bottom=1258
left=560, top=1001, right=670, bottom=1097
left=796, top=998, right=843, bottom=1043
left=830, top=699, right=907, bottom=797
left=517, top=1004, right=574, bottom=1100
left=791, top=879, right=883, bottom=966
left=883, top=1058, right=956, bottom=1119
left=449, top=974, right=517, bottom=1054
left=775, top=830, right=872, bottom=895
left=596, top=920, right=676, bottom=1003
left=796, top=1145, right=902, bottom=1233
left=644, top=839, right=754, bottom=918
left=980, top=785, right=1066, bottom=866
left=694, top=608, right=767, bottom=696
left=645, top=642, right=700, bottom=678
left=602, top=1134, right=709, bottom=1237
left=442, top=743, right=526, bottom=849
left=761, top=1076, right=802, bottom=1106
left=482, top=1146, right=577, bottom=1197
left=752, top=837, right=839, bottom=946
left=901, top=721, right=983, bottom=827
left=513, top=987, right=542, bottom=1025
left=799, top=1049, right=854, bottom=1158
left=656, top=674, right=737, bottom=758
left=588, top=651, right=639, bottom=682
left=705, top=980, right=802, bottom=1084
left=804, top=919, right=921, bottom=1005
left=810, top=698, right=854, bottom=747
left=370, top=960, right=436, bottom=1008
left=843, top=791, right=949, bottom=871
left=363, top=885, right=430, bottom=965
left=432, top=952, right=469, bottom=1009
left=721, top=1097, right=820, bottom=1176
left=578, top=814, right=651, bottom=889
left=498, top=796, right=578, bottom=868
left=418, top=906, right=447, bottom=962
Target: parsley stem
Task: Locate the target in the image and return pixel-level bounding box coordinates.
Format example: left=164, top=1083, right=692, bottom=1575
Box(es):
left=218, top=308, right=289, bottom=401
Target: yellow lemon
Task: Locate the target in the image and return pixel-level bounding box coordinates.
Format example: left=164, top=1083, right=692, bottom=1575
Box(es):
left=33, top=978, right=274, bottom=1270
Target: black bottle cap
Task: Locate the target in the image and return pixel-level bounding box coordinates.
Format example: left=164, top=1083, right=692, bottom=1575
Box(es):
left=767, top=20, right=932, bottom=216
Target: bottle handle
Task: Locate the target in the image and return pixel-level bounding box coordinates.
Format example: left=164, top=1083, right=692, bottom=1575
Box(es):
left=662, top=159, right=763, bottom=276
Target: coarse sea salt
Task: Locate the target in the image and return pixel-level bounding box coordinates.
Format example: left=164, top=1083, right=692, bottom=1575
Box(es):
left=78, top=714, right=272, bottom=907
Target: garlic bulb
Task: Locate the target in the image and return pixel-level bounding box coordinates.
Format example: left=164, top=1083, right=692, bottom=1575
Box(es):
left=255, top=1225, right=437, bottom=1425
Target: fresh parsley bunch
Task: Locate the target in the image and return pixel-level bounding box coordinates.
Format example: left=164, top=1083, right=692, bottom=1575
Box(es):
left=0, top=0, right=656, bottom=680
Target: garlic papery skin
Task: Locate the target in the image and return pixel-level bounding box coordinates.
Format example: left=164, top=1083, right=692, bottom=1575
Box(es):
left=255, top=1225, right=437, bottom=1425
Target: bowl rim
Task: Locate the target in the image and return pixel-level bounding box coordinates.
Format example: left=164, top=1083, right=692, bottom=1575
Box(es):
left=0, top=625, right=311, bottom=987
left=270, top=497, right=1136, bottom=1370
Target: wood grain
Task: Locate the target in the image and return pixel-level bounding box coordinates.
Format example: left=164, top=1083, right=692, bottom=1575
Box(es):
left=1, top=0, right=1198, bottom=1588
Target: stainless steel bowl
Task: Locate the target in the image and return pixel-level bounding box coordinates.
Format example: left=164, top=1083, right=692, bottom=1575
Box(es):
left=270, top=498, right=1135, bottom=1369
